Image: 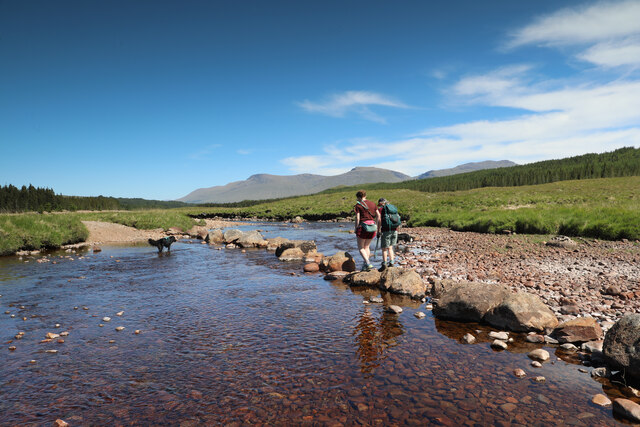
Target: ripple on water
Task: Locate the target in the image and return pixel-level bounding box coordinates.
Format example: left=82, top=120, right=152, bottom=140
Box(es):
left=0, top=222, right=624, bottom=425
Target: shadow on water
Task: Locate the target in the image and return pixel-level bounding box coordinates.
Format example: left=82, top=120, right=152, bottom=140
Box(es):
left=0, top=221, right=627, bottom=425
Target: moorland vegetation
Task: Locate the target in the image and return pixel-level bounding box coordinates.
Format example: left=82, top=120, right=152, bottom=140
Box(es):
left=1, top=148, right=638, bottom=255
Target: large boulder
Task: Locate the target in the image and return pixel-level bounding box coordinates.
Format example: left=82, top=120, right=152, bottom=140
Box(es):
left=266, top=237, right=290, bottom=251
left=278, top=247, right=305, bottom=261
left=344, top=270, right=381, bottom=287
left=275, top=240, right=317, bottom=257
left=223, top=229, right=244, bottom=244
left=321, top=252, right=356, bottom=273
left=545, top=235, right=578, bottom=249
left=484, top=292, right=558, bottom=332
left=431, top=279, right=462, bottom=299
left=552, top=317, right=603, bottom=343
left=380, top=267, right=426, bottom=299
left=603, top=315, right=640, bottom=379
left=188, top=225, right=209, bottom=240
left=433, top=283, right=511, bottom=322
left=237, top=230, right=267, bottom=248
left=207, top=229, right=224, bottom=244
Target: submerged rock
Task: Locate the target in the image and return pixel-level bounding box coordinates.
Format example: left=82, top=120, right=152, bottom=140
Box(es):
left=321, top=252, right=356, bottom=273
left=344, top=270, right=381, bottom=287
left=613, top=398, right=640, bottom=423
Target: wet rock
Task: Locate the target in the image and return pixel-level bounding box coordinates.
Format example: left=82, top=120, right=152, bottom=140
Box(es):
left=526, top=334, right=545, bottom=343
left=385, top=305, right=403, bottom=314
left=279, top=247, right=305, bottom=261
left=54, top=419, right=69, bottom=427
left=237, top=230, right=267, bottom=248
left=223, top=229, right=244, bottom=244
left=591, top=394, right=611, bottom=407
left=303, top=263, right=320, bottom=273
left=603, top=314, right=640, bottom=379
left=102, top=317, right=111, bottom=322
left=115, top=326, right=125, bottom=331
left=369, top=296, right=384, bottom=304
left=266, top=237, right=290, bottom=251
left=116, top=311, right=124, bottom=316
left=591, top=367, right=610, bottom=378
left=528, top=349, right=550, bottom=361
left=188, top=226, right=209, bottom=240
left=560, top=343, right=578, bottom=351
left=320, top=252, right=356, bottom=273
left=207, top=229, right=224, bottom=244
left=513, top=368, right=526, bottom=378
left=45, top=349, right=58, bottom=354
left=489, top=331, right=509, bottom=341
left=462, top=333, right=476, bottom=344
left=553, top=317, right=603, bottom=343
left=484, top=291, right=558, bottom=332
left=45, top=333, right=60, bottom=339
left=135, top=330, right=141, bottom=334
left=414, top=311, right=426, bottom=319
left=613, top=398, right=640, bottom=423
left=379, top=267, right=426, bottom=299
left=430, top=279, right=461, bottom=299
left=581, top=340, right=603, bottom=353
left=432, top=282, right=510, bottom=323
left=531, top=361, right=542, bottom=368
left=324, top=271, right=350, bottom=281
left=532, top=376, right=546, bottom=382
left=9, top=346, right=16, bottom=351
left=491, top=340, right=507, bottom=350
left=344, top=270, right=382, bottom=287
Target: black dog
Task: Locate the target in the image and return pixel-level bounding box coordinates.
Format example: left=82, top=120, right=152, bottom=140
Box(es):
left=397, top=233, right=414, bottom=243
left=148, top=236, right=176, bottom=253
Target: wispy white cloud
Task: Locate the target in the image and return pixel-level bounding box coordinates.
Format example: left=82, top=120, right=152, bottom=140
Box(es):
left=237, top=149, right=252, bottom=155
left=283, top=1, right=640, bottom=176
left=508, top=0, right=640, bottom=48
left=296, top=90, right=409, bottom=123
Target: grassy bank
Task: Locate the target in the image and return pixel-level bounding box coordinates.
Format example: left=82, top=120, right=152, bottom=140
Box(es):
left=0, top=210, right=202, bottom=256
left=1, top=176, right=638, bottom=256
left=180, top=176, right=640, bottom=241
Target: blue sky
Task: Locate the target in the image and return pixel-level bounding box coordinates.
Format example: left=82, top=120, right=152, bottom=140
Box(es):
left=1, top=0, right=639, bottom=200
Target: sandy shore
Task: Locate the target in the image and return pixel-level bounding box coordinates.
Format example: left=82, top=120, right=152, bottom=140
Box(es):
left=80, top=219, right=249, bottom=245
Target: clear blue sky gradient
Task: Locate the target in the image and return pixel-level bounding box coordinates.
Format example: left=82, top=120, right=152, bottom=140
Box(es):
left=2, top=1, right=639, bottom=199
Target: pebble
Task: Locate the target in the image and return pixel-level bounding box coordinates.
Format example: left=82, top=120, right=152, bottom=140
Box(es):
left=414, top=311, right=426, bottom=318
left=513, top=368, right=526, bottom=378
left=425, top=304, right=433, bottom=310
left=54, top=418, right=69, bottom=427
left=491, top=340, right=508, bottom=350
left=102, top=317, right=111, bottom=322
left=46, top=333, right=60, bottom=339
left=134, top=330, right=141, bottom=334
left=8, top=346, right=16, bottom=351
left=591, top=367, right=610, bottom=378
left=462, top=333, right=476, bottom=344
left=385, top=305, right=403, bottom=314
left=60, top=332, right=69, bottom=337
left=116, top=311, right=124, bottom=316
left=613, top=398, right=640, bottom=423
left=489, top=331, right=509, bottom=341
left=528, top=349, right=550, bottom=361
left=591, top=394, right=612, bottom=406
left=45, top=349, right=58, bottom=354
left=560, top=343, right=578, bottom=351
left=29, top=360, right=36, bottom=364
left=533, top=376, right=546, bottom=382
left=369, top=296, right=383, bottom=304
left=531, top=361, right=542, bottom=368
left=115, top=326, right=125, bottom=331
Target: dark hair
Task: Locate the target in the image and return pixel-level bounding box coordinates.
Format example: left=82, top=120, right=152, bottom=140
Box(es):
left=356, top=190, right=366, bottom=199
left=378, top=198, right=387, bottom=205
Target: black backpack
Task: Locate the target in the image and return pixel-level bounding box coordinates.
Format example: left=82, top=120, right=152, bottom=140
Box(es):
left=383, top=204, right=401, bottom=230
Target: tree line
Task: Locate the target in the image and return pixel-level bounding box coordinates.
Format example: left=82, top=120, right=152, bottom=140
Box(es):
left=321, top=146, right=640, bottom=194
left=0, top=185, right=188, bottom=213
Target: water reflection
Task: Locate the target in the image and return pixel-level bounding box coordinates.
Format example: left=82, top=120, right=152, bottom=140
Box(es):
left=352, top=306, right=404, bottom=375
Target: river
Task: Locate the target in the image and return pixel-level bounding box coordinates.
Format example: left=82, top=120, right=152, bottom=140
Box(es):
left=0, top=222, right=622, bottom=425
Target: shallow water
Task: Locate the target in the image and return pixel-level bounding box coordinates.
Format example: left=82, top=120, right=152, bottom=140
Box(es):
left=0, top=222, right=623, bottom=425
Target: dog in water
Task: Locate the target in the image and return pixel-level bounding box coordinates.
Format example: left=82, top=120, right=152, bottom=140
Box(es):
left=148, top=236, right=177, bottom=253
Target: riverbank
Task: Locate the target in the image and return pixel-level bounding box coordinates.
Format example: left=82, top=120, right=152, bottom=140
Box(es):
left=399, top=227, right=640, bottom=327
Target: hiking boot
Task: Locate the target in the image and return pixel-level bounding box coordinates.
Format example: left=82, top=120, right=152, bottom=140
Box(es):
left=361, top=263, right=369, bottom=271
left=379, top=261, right=387, bottom=272
left=388, top=261, right=395, bottom=267
left=366, top=263, right=373, bottom=271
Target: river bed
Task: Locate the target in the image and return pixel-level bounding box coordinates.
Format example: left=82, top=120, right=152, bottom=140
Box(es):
left=0, top=222, right=625, bottom=425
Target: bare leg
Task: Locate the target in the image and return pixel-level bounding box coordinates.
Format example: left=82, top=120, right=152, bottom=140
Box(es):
left=357, top=237, right=372, bottom=265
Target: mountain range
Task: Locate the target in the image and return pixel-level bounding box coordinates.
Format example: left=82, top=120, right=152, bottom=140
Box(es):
left=177, top=160, right=516, bottom=203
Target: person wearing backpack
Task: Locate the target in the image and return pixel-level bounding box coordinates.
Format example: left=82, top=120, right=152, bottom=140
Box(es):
left=377, top=198, right=401, bottom=270
left=354, top=190, right=381, bottom=271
